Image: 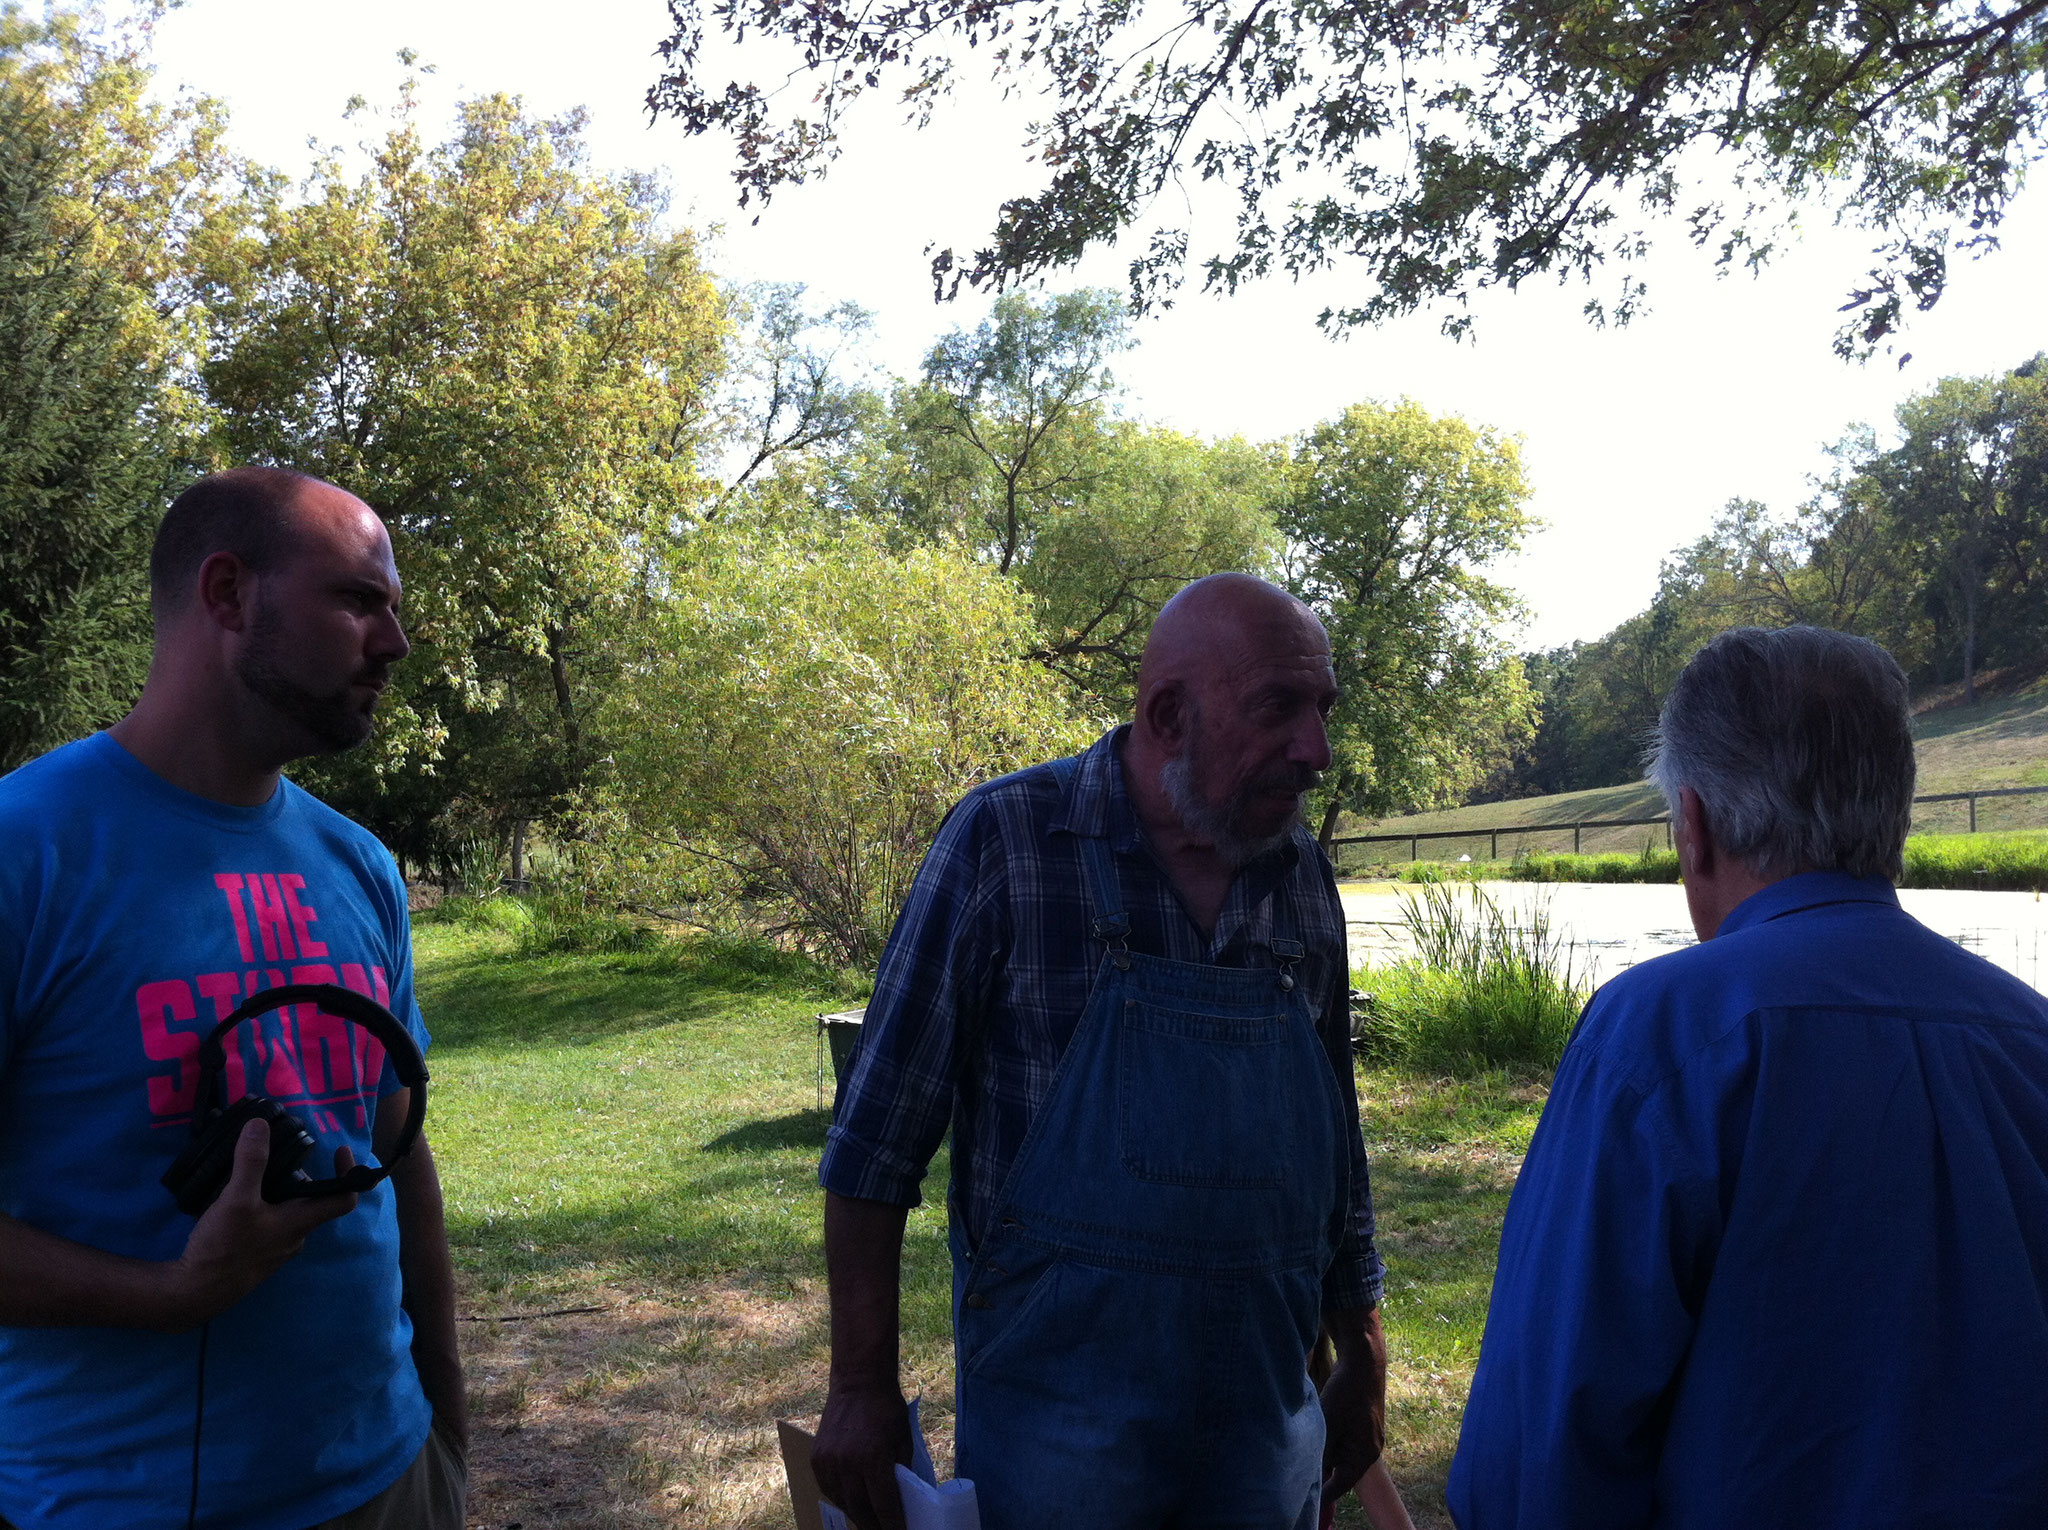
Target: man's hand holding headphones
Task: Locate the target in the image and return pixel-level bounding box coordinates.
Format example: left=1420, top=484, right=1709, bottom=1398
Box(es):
left=162, top=1119, right=361, bottom=1332
left=0, top=1124, right=358, bottom=1334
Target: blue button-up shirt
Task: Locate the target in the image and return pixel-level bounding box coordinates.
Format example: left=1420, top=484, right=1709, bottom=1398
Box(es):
left=1449, top=872, right=2048, bottom=1529
left=821, top=726, right=1384, bottom=1309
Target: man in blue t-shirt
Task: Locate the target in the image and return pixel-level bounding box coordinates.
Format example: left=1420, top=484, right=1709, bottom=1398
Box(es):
left=0, top=468, right=467, bottom=1529
left=1449, top=626, right=2048, bottom=1529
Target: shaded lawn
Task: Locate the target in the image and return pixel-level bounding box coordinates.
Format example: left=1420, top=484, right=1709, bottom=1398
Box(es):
left=418, top=924, right=1540, bottom=1529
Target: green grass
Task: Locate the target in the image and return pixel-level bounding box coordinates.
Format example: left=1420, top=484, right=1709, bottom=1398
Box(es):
left=416, top=922, right=901, bottom=1528
left=1334, top=783, right=1669, bottom=870
left=1338, top=780, right=1667, bottom=841
left=1385, top=848, right=1679, bottom=883
left=1507, top=848, right=1681, bottom=883
left=417, top=921, right=1530, bottom=1529
left=1354, top=1069, right=1542, bottom=1517
left=1900, top=830, right=2048, bottom=891
left=420, top=922, right=875, bottom=1299
left=1352, top=884, right=1590, bottom=1075
left=1904, top=668, right=2048, bottom=795
left=1355, top=831, right=2048, bottom=891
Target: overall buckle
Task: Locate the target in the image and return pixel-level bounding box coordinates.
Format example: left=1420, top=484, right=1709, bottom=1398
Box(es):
left=1271, top=937, right=1305, bottom=991
left=1092, top=913, right=1133, bottom=971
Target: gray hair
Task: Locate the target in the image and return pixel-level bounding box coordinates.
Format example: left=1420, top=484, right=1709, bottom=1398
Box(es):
left=1646, top=626, right=1916, bottom=882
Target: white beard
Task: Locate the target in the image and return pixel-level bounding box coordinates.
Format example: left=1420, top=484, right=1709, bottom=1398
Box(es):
left=1160, top=752, right=1300, bottom=870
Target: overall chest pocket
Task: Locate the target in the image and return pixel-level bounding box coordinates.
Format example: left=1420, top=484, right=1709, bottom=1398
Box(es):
left=1116, top=999, right=1296, bottom=1188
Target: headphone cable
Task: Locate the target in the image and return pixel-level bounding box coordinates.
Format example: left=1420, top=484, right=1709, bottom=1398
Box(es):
left=186, top=1320, right=209, bottom=1530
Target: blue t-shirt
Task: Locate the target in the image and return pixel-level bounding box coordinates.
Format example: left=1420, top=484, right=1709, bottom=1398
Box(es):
left=0, top=733, right=434, bottom=1530
left=1448, top=872, right=2048, bottom=1529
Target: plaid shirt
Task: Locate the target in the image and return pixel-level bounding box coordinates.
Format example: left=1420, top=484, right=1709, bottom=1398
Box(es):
left=821, top=726, right=1384, bottom=1309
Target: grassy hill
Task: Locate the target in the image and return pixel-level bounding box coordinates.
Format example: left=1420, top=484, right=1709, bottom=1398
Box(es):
left=1341, top=667, right=2048, bottom=869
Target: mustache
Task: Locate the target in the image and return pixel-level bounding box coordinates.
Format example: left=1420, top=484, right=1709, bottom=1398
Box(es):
left=1245, top=765, right=1322, bottom=797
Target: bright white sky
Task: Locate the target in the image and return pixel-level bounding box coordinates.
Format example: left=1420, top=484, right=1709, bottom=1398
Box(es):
left=143, top=0, right=2048, bottom=649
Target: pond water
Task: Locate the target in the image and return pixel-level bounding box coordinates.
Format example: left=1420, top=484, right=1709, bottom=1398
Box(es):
left=1339, top=880, right=2048, bottom=992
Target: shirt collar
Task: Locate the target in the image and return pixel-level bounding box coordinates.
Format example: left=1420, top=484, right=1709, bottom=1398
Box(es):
left=1050, top=726, right=1136, bottom=848
left=1717, top=869, right=1901, bottom=938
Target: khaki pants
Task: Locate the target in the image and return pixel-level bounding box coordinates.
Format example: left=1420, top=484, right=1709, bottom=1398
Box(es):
left=306, top=1416, right=469, bottom=1530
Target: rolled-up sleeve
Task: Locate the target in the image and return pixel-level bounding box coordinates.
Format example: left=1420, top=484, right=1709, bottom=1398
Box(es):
left=819, top=797, right=1004, bottom=1208
left=1320, top=988, right=1386, bottom=1311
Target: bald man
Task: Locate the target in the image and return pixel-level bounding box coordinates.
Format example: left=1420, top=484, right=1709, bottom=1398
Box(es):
left=815, top=574, right=1387, bottom=1530
left=0, top=469, right=465, bottom=1529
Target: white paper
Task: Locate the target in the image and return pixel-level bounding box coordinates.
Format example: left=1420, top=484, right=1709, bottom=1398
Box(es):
left=895, top=1465, right=982, bottom=1530
left=899, top=1398, right=980, bottom=1530
left=814, top=1396, right=980, bottom=1530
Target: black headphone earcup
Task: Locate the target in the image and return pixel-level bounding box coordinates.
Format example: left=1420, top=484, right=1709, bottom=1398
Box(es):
left=162, top=1099, right=265, bottom=1217
left=165, top=983, right=422, bottom=1212
left=160, top=1098, right=319, bottom=1216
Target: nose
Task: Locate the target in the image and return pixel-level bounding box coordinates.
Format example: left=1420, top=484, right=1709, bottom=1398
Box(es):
left=374, top=607, right=410, bottom=665
left=1293, top=707, right=1333, bottom=773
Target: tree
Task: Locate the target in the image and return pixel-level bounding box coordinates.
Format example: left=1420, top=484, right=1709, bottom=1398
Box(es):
left=869, top=288, right=1274, bottom=711
left=1870, top=366, right=2048, bottom=699
left=1545, top=575, right=1717, bottom=787
left=0, top=9, right=243, bottom=767
left=900, top=288, right=1131, bottom=573
left=205, top=85, right=727, bottom=870
left=1504, top=356, right=2048, bottom=798
left=1015, top=423, right=1279, bottom=710
left=1699, top=493, right=1903, bottom=637
left=711, top=281, right=883, bottom=514
left=1279, top=399, right=1538, bottom=839
left=1472, top=643, right=1587, bottom=801
left=650, top=0, right=2048, bottom=351
left=596, top=524, right=1088, bottom=964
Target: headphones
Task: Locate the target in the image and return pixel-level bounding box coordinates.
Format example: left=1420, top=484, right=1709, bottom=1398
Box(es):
left=161, top=983, right=428, bottom=1217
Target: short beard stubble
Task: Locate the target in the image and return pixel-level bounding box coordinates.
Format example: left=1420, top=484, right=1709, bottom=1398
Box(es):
left=235, top=597, right=382, bottom=754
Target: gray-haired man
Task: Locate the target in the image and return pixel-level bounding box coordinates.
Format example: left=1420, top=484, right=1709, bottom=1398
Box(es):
left=1449, top=626, right=2048, bottom=1529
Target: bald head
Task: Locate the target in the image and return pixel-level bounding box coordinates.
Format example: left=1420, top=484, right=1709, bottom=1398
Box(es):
left=1137, top=573, right=1329, bottom=709
left=1127, top=573, right=1336, bottom=868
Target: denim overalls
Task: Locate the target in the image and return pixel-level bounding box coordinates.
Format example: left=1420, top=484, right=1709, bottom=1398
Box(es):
left=951, top=826, right=1350, bottom=1530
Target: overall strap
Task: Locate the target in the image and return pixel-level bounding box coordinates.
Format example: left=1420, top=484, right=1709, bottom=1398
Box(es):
left=1048, top=752, right=1133, bottom=970
left=1078, top=833, right=1133, bottom=972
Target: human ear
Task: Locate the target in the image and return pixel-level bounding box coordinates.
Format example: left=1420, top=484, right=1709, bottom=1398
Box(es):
left=1142, top=681, right=1191, bottom=753
left=196, top=552, right=256, bottom=634
left=1678, top=787, right=1714, bottom=879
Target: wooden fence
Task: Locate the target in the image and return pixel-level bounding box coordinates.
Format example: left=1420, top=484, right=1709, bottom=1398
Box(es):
left=1332, top=784, right=2048, bottom=866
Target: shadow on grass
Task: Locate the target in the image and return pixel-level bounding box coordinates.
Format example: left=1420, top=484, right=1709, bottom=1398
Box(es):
left=1360, top=1151, right=1516, bottom=1529
left=418, top=941, right=832, bottom=1052
left=1371, top=1147, right=1517, bottom=1267
left=702, top=1110, right=833, bottom=1153
left=1913, top=681, right=2048, bottom=744
left=446, top=1151, right=958, bottom=1303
